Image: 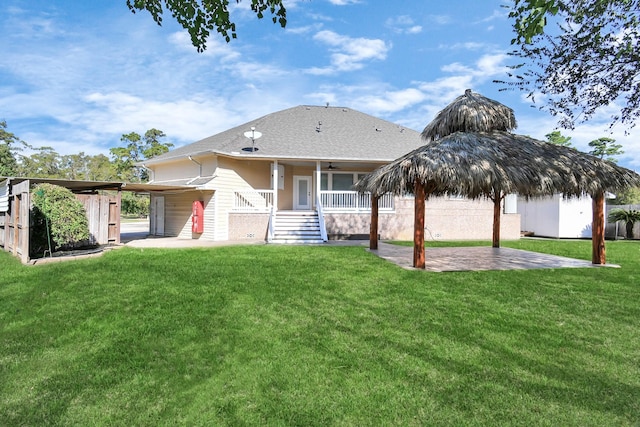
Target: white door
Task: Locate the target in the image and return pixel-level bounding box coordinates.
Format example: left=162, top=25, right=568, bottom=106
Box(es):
left=153, top=196, right=165, bottom=235
left=294, top=176, right=312, bottom=210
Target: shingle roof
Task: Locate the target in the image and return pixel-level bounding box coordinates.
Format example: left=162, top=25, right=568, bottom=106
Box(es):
left=144, top=105, right=422, bottom=165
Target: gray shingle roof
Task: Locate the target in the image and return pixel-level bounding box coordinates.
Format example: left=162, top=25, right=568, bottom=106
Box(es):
left=144, top=105, right=423, bottom=165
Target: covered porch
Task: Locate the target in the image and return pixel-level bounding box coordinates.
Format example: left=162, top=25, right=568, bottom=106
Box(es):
left=228, top=159, right=394, bottom=243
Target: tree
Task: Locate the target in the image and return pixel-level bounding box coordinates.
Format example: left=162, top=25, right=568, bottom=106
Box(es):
left=0, top=120, right=26, bottom=176
left=608, top=208, right=640, bottom=239
left=614, top=186, right=640, bottom=204
left=127, top=0, right=287, bottom=51
left=110, top=129, right=173, bottom=182
left=110, top=132, right=143, bottom=182
left=588, top=137, right=624, bottom=162
left=141, top=128, right=173, bottom=159
left=19, top=146, right=61, bottom=178
left=545, top=130, right=573, bottom=147
left=502, top=0, right=640, bottom=130
left=86, top=154, right=117, bottom=181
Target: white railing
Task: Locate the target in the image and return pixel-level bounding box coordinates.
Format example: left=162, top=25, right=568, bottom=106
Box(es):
left=320, top=191, right=394, bottom=212
left=233, top=190, right=274, bottom=211
left=315, top=193, right=328, bottom=242
left=267, top=206, right=275, bottom=242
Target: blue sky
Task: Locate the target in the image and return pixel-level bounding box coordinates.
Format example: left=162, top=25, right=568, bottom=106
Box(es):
left=1, top=0, right=638, bottom=170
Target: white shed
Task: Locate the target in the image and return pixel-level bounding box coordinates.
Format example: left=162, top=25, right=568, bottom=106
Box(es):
left=518, top=194, right=594, bottom=238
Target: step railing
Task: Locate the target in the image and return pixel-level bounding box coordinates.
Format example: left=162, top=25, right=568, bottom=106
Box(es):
left=267, top=206, right=275, bottom=243
left=315, top=193, right=328, bottom=242
left=233, top=190, right=274, bottom=211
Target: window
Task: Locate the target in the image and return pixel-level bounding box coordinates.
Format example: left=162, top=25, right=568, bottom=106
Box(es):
left=321, top=172, right=363, bottom=191
left=332, top=173, right=354, bottom=191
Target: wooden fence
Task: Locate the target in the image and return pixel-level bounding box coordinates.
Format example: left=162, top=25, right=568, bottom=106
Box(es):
left=0, top=180, right=121, bottom=263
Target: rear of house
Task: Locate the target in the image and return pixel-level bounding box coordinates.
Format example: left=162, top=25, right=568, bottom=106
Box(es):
left=142, top=105, right=521, bottom=243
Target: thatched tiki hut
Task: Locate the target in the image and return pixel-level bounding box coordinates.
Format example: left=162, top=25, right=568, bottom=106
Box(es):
left=356, top=90, right=640, bottom=269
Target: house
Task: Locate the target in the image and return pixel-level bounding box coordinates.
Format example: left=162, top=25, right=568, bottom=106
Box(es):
left=141, top=105, right=521, bottom=243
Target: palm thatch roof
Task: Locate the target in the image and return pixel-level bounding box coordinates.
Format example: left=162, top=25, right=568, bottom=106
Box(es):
left=356, top=131, right=640, bottom=199
left=421, top=89, right=517, bottom=143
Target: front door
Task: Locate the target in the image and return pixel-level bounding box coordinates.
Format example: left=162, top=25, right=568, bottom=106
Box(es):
left=293, top=176, right=312, bottom=210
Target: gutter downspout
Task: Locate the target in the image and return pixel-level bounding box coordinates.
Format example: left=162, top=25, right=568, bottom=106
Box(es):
left=187, top=156, right=202, bottom=184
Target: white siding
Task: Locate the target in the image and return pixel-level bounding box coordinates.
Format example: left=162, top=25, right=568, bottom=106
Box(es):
left=0, top=179, right=8, bottom=213
left=558, top=196, right=593, bottom=238
left=209, top=158, right=273, bottom=241
left=518, top=194, right=592, bottom=238
left=150, top=191, right=214, bottom=239
left=152, top=156, right=217, bottom=182
left=519, top=195, right=560, bottom=237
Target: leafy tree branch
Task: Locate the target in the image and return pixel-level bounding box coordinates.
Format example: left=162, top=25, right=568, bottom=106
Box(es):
left=126, top=0, right=287, bottom=51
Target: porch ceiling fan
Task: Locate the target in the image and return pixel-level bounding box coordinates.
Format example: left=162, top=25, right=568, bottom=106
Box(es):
left=327, top=162, right=339, bottom=170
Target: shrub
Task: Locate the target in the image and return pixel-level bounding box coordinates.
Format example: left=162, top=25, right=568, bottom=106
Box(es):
left=608, top=208, right=640, bottom=239
left=121, top=192, right=149, bottom=217
left=31, top=183, right=90, bottom=255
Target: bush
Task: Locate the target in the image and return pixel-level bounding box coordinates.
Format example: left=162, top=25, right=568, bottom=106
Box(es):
left=31, top=183, right=90, bottom=255
left=121, top=192, right=149, bottom=217
left=608, top=208, right=640, bottom=239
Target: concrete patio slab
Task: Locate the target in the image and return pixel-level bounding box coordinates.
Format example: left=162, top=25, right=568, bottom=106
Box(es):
left=368, top=242, right=619, bottom=272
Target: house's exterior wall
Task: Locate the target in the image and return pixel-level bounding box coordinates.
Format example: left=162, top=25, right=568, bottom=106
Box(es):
left=211, top=158, right=273, bottom=240
left=228, top=212, right=270, bottom=241
left=149, top=156, right=521, bottom=243
left=150, top=191, right=214, bottom=239
left=519, top=194, right=593, bottom=238
left=152, top=156, right=217, bottom=182
left=424, top=197, right=520, bottom=240
left=324, top=196, right=521, bottom=241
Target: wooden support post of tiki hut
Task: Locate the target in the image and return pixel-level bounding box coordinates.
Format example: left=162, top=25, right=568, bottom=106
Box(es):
left=369, top=194, right=379, bottom=250
left=592, top=192, right=606, bottom=265
left=413, top=179, right=426, bottom=268
left=492, top=195, right=501, bottom=248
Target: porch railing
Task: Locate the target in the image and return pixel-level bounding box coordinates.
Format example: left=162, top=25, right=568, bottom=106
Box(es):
left=319, top=191, right=394, bottom=212
left=233, top=190, right=274, bottom=211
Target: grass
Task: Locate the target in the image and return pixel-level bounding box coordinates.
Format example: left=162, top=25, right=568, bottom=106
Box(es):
left=1, top=239, right=639, bottom=426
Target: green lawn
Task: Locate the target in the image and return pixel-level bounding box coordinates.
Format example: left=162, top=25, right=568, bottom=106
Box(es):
left=1, top=240, right=639, bottom=426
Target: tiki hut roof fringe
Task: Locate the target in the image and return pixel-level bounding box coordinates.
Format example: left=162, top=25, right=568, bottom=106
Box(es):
left=421, top=89, right=517, bottom=143
left=355, top=131, right=640, bottom=200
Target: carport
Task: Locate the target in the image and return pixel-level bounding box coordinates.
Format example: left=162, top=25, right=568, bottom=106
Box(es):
left=0, top=177, right=194, bottom=263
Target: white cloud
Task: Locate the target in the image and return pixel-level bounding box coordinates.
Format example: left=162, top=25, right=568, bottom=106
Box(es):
left=168, top=31, right=241, bottom=61
left=307, top=30, right=390, bottom=74
left=286, top=23, right=324, bottom=35
left=477, top=9, right=507, bottom=24
left=326, top=0, right=361, bottom=5
left=439, top=42, right=487, bottom=51
left=352, top=88, right=427, bottom=115
left=385, top=16, right=423, bottom=34
left=429, top=15, right=452, bottom=25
